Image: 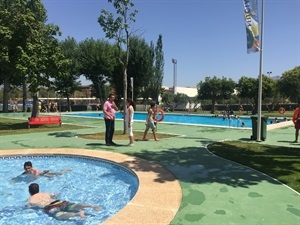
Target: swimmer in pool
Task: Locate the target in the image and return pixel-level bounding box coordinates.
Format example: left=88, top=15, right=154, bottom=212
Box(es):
left=12, top=161, right=69, bottom=182
left=22, top=161, right=69, bottom=176
left=27, top=183, right=101, bottom=219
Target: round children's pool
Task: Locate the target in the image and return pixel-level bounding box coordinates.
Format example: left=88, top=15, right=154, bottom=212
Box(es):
left=0, top=155, right=139, bottom=225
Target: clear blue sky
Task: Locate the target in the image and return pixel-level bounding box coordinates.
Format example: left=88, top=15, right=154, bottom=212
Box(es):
left=42, top=0, right=300, bottom=87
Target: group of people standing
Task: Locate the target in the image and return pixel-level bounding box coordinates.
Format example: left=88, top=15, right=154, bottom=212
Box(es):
left=102, top=94, right=159, bottom=147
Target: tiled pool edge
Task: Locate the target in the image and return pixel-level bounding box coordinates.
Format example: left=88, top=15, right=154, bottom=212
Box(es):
left=0, top=148, right=182, bottom=225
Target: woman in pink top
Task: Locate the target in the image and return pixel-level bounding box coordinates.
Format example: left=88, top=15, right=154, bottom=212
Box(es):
left=103, top=94, right=119, bottom=146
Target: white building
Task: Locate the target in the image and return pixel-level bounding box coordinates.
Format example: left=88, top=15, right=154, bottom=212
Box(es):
left=162, top=86, right=200, bottom=110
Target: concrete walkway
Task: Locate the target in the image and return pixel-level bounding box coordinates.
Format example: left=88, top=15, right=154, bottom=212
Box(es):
left=0, top=112, right=299, bottom=225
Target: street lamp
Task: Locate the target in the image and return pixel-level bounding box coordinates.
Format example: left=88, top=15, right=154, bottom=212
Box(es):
left=267, top=71, right=272, bottom=77
left=172, top=59, right=177, bottom=95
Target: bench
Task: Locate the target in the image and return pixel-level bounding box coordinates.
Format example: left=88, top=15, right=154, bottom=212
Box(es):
left=28, top=116, right=62, bottom=128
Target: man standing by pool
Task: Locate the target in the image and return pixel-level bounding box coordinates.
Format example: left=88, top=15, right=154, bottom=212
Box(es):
left=293, top=103, right=300, bottom=143
left=27, top=183, right=101, bottom=219
left=103, top=94, right=119, bottom=146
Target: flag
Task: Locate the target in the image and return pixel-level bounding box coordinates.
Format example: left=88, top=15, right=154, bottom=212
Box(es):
left=242, top=0, right=260, bottom=53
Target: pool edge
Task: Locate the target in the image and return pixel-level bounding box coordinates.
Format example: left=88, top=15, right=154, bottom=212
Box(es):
left=0, top=148, right=182, bottom=225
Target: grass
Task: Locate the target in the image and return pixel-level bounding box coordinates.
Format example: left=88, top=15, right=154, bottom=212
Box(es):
left=79, top=130, right=177, bottom=140
left=207, top=141, right=300, bottom=193
left=0, top=118, right=86, bottom=135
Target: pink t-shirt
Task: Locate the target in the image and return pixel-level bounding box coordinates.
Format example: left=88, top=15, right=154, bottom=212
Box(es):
left=103, top=101, right=115, bottom=119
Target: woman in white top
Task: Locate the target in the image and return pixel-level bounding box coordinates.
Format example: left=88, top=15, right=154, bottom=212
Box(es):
left=125, top=98, right=135, bottom=146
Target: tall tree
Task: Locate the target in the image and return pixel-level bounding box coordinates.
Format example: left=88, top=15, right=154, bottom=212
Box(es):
left=236, top=75, right=277, bottom=114
left=78, top=38, right=117, bottom=104
left=98, top=0, right=138, bottom=131
left=197, top=76, right=236, bottom=113
left=148, top=34, right=164, bottom=102
left=277, top=66, right=300, bottom=103
left=0, top=0, right=63, bottom=115
left=52, top=37, right=81, bottom=112
left=125, top=36, right=153, bottom=100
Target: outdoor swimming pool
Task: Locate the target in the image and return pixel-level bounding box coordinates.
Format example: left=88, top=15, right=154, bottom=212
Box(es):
left=65, top=112, right=282, bottom=128
left=0, top=155, right=139, bottom=225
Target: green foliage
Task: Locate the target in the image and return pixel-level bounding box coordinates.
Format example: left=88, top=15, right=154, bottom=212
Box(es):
left=208, top=141, right=300, bottom=192
left=197, top=76, right=235, bottom=113
left=98, top=0, right=139, bottom=118
left=278, top=66, right=300, bottom=103
left=126, top=36, right=153, bottom=99
left=78, top=38, right=117, bottom=103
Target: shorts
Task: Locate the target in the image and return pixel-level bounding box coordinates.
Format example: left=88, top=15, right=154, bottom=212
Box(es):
left=44, top=200, right=75, bottom=216
left=127, top=123, right=133, bottom=136
left=145, top=119, right=156, bottom=131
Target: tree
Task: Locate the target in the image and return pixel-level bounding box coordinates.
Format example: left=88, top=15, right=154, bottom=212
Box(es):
left=277, top=66, right=300, bottom=103
left=125, top=36, right=153, bottom=100
left=148, top=34, right=164, bottom=102
left=0, top=0, right=63, bottom=115
left=98, top=0, right=138, bottom=131
left=197, top=76, right=236, bottom=114
left=236, top=75, right=277, bottom=114
left=52, top=37, right=81, bottom=112
left=78, top=38, right=117, bottom=104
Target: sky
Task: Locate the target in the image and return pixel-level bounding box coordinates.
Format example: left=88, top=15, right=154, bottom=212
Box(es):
left=42, top=0, right=300, bottom=88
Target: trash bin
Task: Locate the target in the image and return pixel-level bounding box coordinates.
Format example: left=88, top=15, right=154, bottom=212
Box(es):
left=250, top=115, right=268, bottom=141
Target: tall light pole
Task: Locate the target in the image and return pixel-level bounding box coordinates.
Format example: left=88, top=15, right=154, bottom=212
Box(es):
left=172, top=59, right=177, bottom=95
left=267, top=71, right=272, bottom=77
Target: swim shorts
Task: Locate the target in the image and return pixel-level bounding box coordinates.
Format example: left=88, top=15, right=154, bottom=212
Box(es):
left=44, top=200, right=75, bottom=216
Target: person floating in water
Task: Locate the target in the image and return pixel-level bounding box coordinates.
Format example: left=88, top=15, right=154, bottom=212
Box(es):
left=22, top=161, right=69, bottom=176
left=12, top=161, right=69, bottom=183
left=27, top=183, right=101, bottom=220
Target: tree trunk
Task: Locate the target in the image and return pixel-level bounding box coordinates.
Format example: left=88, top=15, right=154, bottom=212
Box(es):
left=123, top=67, right=127, bottom=134
left=2, top=78, right=10, bottom=113
left=30, top=93, right=39, bottom=117
left=22, top=82, right=27, bottom=112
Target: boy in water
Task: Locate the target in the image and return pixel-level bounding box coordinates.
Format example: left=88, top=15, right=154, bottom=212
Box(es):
left=27, top=183, right=101, bottom=219
left=22, top=161, right=68, bottom=177
left=12, top=161, right=69, bottom=183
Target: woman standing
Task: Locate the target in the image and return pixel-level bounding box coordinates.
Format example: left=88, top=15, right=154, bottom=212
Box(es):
left=125, top=98, right=135, bottom=146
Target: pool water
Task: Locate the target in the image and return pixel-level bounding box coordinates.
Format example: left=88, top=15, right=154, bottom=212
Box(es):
left=65, top=112, right=282, bottom=128
left=0, top=155, right=138, bottom=225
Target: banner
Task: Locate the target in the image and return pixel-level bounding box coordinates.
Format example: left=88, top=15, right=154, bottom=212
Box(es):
left=242, top=0, right=260, bottom=53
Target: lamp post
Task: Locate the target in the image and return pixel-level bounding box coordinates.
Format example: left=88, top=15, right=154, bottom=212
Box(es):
left=172, top=59, right=177, bottom=95
left=267, top=71, right=272, bottom=77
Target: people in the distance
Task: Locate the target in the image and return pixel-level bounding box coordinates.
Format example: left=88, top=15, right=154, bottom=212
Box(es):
left=142, top=102, right=159, bottom=141
left=27, top=183, right=101, bottom=220
left=125, top=98, right=135, bottom=146
left=293, top=103, right=300, bottom=143
left=103, top=94, right=119, bottom=146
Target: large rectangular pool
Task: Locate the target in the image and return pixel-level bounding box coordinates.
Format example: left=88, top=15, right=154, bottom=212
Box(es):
left=64, top=112, right=282, bottom=129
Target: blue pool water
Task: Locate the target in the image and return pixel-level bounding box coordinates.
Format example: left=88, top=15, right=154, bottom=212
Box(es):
left=0, top=155, right=138, bottom=225
left=65, top=112, right=282, bottom=129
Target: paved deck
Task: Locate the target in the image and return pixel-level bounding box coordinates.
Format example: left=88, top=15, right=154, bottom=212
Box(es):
left=0, top=112, right=299, bottom=225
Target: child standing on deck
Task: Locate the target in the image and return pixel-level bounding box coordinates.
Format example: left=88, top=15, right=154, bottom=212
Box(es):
left=143, top=102, right=159, bottom=141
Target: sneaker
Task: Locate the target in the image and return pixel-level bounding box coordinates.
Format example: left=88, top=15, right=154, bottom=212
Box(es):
left=129, top=143, right=134, bottom=147
left=292, top=140, right=298, bottom=143
left=110, top=142, right=118, bottom=146
left=105, top=143, right=111, bottom=146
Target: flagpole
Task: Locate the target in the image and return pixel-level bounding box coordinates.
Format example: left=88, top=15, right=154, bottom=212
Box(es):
left=256, top=0, right=264, bottom=141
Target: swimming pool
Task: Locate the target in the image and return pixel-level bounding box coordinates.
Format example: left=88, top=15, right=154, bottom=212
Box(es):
left=0, top=155, right=139, bottom=225
left=65, top=112, right=281, bottom=128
